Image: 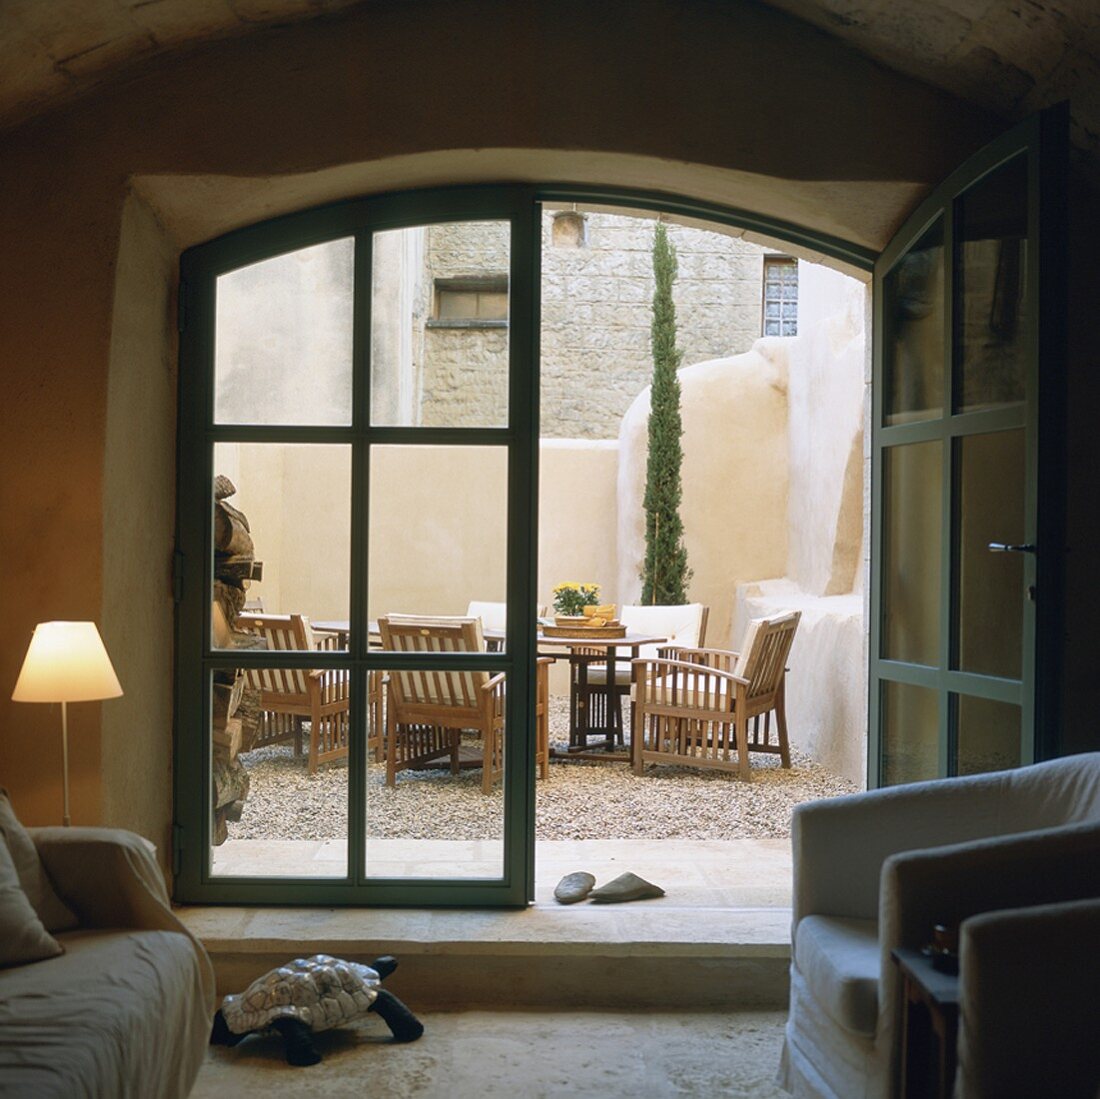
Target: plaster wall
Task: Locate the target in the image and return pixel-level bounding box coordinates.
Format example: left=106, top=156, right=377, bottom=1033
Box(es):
left=218, top=439, right=618, bottom=642
left=785, top=262, right=867, bottom=595
left=0, top=0, right=1007, bottom=834
left=99, top=193, right=179, bottom=850
left=617, top=347, right=791, bottom=650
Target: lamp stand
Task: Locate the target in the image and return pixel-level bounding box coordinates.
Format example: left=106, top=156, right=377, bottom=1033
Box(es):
left=60, top=700, right=71, bottom=827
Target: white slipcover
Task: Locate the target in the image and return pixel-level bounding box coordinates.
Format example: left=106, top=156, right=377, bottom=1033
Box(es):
left=779, top=752, right=1100, bottom=1099
left=0, top=827, right=215, bottom=1099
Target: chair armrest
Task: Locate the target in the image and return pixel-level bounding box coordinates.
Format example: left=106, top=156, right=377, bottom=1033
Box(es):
left=791, top=770, right=1020, bottom=928
left=30, top=827, right=215, bottom=1010
left=631, top=657, right=745, bottom=682
left=879, top=819, right=1100, bottom=959
left=481, top=672, right=507, bottom=692
left=956, top=898, right=1100, bottom=1099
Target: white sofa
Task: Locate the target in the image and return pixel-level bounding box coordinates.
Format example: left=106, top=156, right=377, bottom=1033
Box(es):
left=779, top=753, right=1100, bottom=1098
left=0, top=826, right=214, bottom=1099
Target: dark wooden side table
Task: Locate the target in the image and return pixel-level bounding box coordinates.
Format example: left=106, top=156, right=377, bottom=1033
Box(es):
left=892, top=947, right=960, bottom=1099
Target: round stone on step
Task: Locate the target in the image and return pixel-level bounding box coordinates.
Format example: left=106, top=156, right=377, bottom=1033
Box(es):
left=554, top=871, right=596, bottom=904
left=588, top=872, right=665, bottom=903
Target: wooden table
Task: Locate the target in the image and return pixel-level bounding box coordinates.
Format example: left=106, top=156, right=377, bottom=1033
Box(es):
left=532, top=632, right=665, bottom=761
left=892, top=947, right=960, bottom=1099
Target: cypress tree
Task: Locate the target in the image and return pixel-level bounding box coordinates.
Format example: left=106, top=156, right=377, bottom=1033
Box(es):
left=641, top=222, right=691, bottom=604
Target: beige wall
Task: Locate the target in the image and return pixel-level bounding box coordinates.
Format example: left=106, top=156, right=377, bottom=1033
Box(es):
left=618, top=348, right=791, bottom=649
left=0, top=0, right=1008, bottom=836
left=220, top=440, right=619, bottom=637
left=100, top=194, right=179, bottom=844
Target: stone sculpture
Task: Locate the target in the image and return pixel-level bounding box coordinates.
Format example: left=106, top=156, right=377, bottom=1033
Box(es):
left=210, top=954, right=424, bottom=1066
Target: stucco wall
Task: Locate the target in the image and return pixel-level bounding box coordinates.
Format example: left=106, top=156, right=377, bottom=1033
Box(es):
left=0, top=0, right=1006, bottom=836
left=218, top=440, right=619, bottom=640
left=617, top=346, right=791, bottom=649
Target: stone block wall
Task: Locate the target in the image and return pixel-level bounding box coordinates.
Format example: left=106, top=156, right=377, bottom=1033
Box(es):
left=417, top=212, right=774, bottom=437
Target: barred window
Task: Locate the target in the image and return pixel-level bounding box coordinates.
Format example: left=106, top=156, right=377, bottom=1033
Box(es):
left=762, top=257, right=798, bottom=337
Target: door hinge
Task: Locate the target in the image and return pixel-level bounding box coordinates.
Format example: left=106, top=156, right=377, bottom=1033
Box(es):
left=172, top=823, right=184, bottom=877
left=173, top=549, right=185, bottom=603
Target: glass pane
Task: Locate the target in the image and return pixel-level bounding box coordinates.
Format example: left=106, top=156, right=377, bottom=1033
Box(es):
left=882, top=680, right=939, bottom=785
left=884, top=218, right=944, bottom=425
left=214, top=239, right=353, bottom=426
left=368, top=446, right=507, bottom=644
left=956, top=695, right=1021, bottom=775
left=209, top=668, right=349, bottom=878
left=955, top=154, right=1028, bottom=413
left=955, top=430, right=1025, bottom=678
left=372, top=221, right=510, bottom=426
left=212, top=444, right=350, bottom=651
left=366, top=663, right=505, bottom=880
left=882, top=442, right=942, bottom=665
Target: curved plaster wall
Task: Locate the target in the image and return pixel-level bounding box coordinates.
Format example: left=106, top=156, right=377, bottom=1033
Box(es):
left=617, top=349, right=791, bottom=649
left=0, top=0, right=1000, bottom=842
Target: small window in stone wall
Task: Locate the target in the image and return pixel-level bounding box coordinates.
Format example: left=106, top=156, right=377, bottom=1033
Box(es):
left=551, top=210, right=588, bottom=248
left=428, top=276, right=509, bottom=327
left=762, top=257, right=798, bottom=337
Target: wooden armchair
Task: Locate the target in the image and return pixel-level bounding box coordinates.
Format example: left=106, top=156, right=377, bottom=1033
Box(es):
left=378, top=614, right=551, bottom=794
left=236, top=613, right=353, bottom=774
left=631, top=610, right=800, bottom=781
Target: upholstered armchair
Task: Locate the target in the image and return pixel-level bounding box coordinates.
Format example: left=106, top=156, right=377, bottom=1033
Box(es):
left=779, top=753, right=1100, bottom=1099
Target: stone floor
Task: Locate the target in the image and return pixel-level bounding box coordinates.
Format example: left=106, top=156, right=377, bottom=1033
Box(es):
left=192, top=1009, right=790, bottom=1098
left=209, top=836, right=793, bottom=908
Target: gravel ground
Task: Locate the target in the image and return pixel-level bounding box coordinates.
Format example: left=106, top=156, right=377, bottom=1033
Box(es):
left=230, top=697, right=858, bottom=843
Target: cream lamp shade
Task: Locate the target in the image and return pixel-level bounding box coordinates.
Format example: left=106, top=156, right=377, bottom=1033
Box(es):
left=11, top=622, right=123, bottom=827
left=12, top=622, right=123, bottom=703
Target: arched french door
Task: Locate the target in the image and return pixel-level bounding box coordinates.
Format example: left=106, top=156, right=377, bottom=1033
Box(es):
left=171, top=149, right=1070, bottom=907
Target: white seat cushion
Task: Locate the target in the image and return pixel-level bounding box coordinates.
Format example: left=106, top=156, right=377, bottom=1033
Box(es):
left=794, top=915, right=880, bottom=1037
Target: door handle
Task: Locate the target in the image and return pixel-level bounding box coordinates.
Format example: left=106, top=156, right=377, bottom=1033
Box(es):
left=988, top=542, right=1037, bottom=554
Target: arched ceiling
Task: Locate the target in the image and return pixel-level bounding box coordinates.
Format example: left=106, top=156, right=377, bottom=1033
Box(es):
left=2, top=0, right=1096, bottom=168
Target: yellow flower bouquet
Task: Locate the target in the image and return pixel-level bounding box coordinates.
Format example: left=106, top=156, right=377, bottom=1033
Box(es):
left=552, top=582, right=600, bottom=617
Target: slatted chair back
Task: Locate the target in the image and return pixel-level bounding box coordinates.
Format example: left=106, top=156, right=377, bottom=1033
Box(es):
left=234, top=612, right=350, bottom=773
left=378, top=615, right=488, bottom=717
left=736, top=611, right=801, bottom=703
left=236, top=613, right=316, bottom=697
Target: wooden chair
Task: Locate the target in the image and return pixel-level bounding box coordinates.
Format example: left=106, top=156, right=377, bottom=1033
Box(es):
left=631, top=610, right=800, bottom=781
left=236, top=613, right=356, bottom=774
left=570, top=603, right=709, bottom=748
left=378, top=614, right=551, bottom=793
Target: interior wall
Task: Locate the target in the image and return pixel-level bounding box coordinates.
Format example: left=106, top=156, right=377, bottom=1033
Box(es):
left=100, top=193, right=179, bottom=855
left=0, top=0, right=1004, bottom=833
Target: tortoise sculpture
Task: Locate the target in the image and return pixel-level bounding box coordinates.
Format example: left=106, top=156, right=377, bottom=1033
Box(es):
left=210, top=954, right=423, bottom=1066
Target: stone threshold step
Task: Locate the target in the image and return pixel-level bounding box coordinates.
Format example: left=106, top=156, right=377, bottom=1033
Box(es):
left=179, top=904, right=792, bottom=1009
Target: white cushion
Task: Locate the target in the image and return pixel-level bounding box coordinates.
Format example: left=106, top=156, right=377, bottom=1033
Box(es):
left=620, top=603, right=707, bottom=661
left=794, top=915, right=880, bottom=1036
left=466, top=601, right=507, bottom=633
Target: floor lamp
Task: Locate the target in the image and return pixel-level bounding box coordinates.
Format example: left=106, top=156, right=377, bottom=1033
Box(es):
left=11, top=621, right=123, bottom=827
